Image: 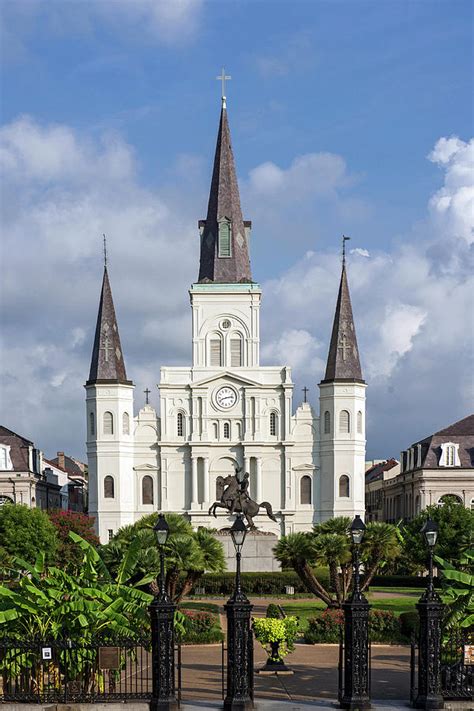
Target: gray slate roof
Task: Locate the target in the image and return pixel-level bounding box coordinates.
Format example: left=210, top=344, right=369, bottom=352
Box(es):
left=87, top=267, right=131, bottom=385
left=407, top=414, right=474, bottom=469
left=322, top=262, right=364, bottom=383
left=0, top=425, right=33, bottom=471
left=198, top=106, right=253, bottom=283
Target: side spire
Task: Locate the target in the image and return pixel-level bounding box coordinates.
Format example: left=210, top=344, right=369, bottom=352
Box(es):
left=322, top=248, right=364, bottom=383
left=87, top=265, right=131, bottom=385
left=197, top=84, right=252, bottom=284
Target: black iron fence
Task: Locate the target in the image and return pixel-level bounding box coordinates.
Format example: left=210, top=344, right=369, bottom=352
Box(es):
left=0, top=635, right=182, bottom=704
left=410, top=627, right=474, bottom=703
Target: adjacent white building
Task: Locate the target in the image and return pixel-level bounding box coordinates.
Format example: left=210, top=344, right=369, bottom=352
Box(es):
left=85, top=98, right=367, bottom=543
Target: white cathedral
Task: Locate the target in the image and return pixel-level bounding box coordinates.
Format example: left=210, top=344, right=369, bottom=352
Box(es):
left=86, top=97, right=367, bottom=544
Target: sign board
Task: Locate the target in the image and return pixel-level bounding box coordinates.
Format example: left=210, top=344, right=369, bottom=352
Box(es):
left=99, top=647, right=120, bottom=670
left=41, top=647, right=52, bottom=661
left=464, top=645, right=474, bottom=665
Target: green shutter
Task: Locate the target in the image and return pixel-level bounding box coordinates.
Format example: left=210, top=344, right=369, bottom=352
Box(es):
left=218, top=220, right=231, bottom=257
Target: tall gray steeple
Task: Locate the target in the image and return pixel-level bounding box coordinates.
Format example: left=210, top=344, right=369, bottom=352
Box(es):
left=197, top=101, right=252, bottom=283
left=87, top=267, right=131, bottom=385
left=322, top=259, right=364, bottom=383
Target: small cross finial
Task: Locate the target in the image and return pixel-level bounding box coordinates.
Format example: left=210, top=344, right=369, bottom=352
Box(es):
left=216, top=67, right=231, bottom=108
left=342, top=235, right=351, bottom=264
left=302, top=386, right=309, bottom=403
left=103, top=233, right=108, bottom=268
left=144, top=388, right=151, bottom=405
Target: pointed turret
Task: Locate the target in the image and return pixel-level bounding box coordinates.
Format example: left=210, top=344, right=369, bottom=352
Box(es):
left=87, top=267, right=131, bottom=385
left=198, top=102, right=252, bottom=283
left=322, top=260, right=364, bottom=383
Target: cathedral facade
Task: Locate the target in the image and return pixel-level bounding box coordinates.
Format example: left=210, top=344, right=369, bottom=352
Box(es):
left=85, top=99, right=367, bottom=544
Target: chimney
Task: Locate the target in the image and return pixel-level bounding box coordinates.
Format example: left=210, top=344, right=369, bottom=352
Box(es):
left=57, top=451, right=65, bottom=469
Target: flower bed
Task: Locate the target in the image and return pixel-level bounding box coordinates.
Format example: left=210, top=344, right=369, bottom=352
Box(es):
left=304, top=608, right=403, bottom=644
left=178, top=608, right=224, bottom=645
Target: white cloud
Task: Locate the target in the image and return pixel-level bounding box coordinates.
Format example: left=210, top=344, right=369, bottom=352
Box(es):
left=428, top=136, right=474, bottom=243
left=350, top=247, right=370, bottom=258
left=261, top=329, right=325, bottom=375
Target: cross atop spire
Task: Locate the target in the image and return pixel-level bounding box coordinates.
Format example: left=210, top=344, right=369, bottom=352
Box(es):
left=321, top=255, right=364, bottom=384
left=216, top=67, right=231, bottom=108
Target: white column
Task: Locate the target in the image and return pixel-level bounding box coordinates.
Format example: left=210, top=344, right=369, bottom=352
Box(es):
left=191, top=456, right=198, bottom=508
left=256, top=458, right=262, bottom=502
left=244, top=456, right=250, bottom=474
left=203, top=457, right=210, bottom=504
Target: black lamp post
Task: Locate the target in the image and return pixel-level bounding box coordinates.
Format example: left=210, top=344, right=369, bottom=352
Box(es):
left=340, top=514, right=371, bottom=710
left=224, top=514, right=253, bottom=711
left=414, top=518, right=444, bottom=710
left=149, top=514, right=178, bottom=711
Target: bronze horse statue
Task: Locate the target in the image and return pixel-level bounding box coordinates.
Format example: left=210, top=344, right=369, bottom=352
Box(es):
left=208, top=470, right=277, bottom=529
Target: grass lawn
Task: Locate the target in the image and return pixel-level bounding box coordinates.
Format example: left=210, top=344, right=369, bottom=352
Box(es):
left=282, top=595, right=419, bottom=634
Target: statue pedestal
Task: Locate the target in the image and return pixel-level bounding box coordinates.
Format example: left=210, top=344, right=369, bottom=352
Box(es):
left=214, top=531, right=280, bottom=572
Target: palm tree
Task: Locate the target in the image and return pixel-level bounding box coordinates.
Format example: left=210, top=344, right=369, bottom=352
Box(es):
left=175, top=527, right=226, bottom=602
left=360, top=522, right=400, bottom=590
left=274, top=533, right=334, bottom=607
left=313, top=533, right=351, bottom=606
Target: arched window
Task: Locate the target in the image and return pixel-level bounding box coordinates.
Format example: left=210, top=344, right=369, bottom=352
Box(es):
left=223, top=422, right=230, bottom=439
left=89, top=412, right=95, bottom=436
left=339, top=410, right=350, bottom=434
left=104, top=411, right=114, bottom=435
left=339, top=475, right=350, bottom=498
left=210, top=337, right=222, bottom=366
left=324, top=411, right=330, bottom=434
left=300, top=475, right=311, bottom=504
left=218, top=218, right=232, bottom=257
left=142, top=476, right=153, bottom=505
left=212, top=422, right=218, bottom=440
left=236, top=422, right=241, bottom=440
left=270, top=412, right=277, bottom=437
left=104, top=475, right=114, bottom=499
left=230, top=336, right=242, bottom=367
left=357, top=411, right=363, bottom=434
left=177, top=412, right=184, bottom=437
left=122, top=412, right=130, bottom=435
left=471, top=499, right=474, bottom=511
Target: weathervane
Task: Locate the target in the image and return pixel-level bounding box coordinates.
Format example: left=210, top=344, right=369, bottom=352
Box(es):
left=103, top=233, right=108, bottom=268
left=216, top=67, right=231, bottom=108
left=342, top=234, right=351, bottom=264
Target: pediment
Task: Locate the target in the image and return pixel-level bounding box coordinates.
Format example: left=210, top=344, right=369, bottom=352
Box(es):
left=133, top=463, right=160, bottom=471
left=192, top=371, right=261, bottom=388
left=292, top=463, right=318, bottom=471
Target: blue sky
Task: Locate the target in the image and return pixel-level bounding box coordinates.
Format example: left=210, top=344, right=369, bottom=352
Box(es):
left=1, top=0, right=473, bottom=461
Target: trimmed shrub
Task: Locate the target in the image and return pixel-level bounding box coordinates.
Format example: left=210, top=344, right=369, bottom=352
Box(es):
left=305, top=609, right=401, bottom=644
left=399, top=611, right=420, bottom=639
left=193, top=569, right=330, bottom=596
left=370, top=574, right=439, bottom=589
left=266, top=603, right=282, bottom=618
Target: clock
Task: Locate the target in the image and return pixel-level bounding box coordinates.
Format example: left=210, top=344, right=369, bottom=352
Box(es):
left=215, top=386, right=238, bottom=410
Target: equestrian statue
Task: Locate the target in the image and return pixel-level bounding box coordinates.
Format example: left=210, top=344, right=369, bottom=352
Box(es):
left=208, top=466, right=277, bottom=529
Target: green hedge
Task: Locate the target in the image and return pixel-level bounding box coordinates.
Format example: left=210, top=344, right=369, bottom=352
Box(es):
left=305, top=609, right=403, bottom=644
left=370, top=574, right=439, bottom=588
left=192, top=570, right=330, bottom=595
left=399, top=611, right=420, bottom=638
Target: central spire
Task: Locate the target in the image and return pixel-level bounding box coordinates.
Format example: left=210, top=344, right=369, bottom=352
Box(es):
left=197, top=95, right=253, bottom=284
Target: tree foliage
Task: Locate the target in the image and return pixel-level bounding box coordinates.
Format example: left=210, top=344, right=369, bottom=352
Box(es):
left=48, top=509, right=100, bottom=573
left=274, top=518, right=400, bottom=608
left=401, top=498, right=474, bottom=572
left=436, top=549, right=474, bottom=630
left=100, top=513, right=226, bottom=602
left=0, top=504, right=58, bottom=567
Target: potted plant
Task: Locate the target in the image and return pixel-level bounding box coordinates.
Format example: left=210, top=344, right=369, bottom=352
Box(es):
left=252, top=616, right=299, bottom=673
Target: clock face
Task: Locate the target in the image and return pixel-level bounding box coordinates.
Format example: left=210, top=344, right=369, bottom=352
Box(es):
left=215, top=386, right=237, bottom=410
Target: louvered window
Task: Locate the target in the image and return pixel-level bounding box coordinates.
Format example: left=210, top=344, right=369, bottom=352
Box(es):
left=339, top=410, right=350, bottom=434
left=210, top=338, right=222, bottom=366
left=339, top=475, right=350, bottom=498
left=300, top=475, right=311, bottom=504
left=104, top=411, right=114, bottom=435
left=142, top=475, right=154, bottom=505
left=446, top=445, right=455, bottom=466
left=89, top=412, right=95, bottom=436
left=270, top=412, right=277, bottom=436
left=218, top=220, right=231, bottom=257
left=223, top=422, right=230, bottom=439
left=230, top=338, right=242, bottom=367
left=104, top=475, right=114, bottom=499
left=177, top=412, right=184, bottom=437
left=357, top=411, right=363, bottom=434
left=324, top=411, right=330, bottom=434
left=122, top=412, right=130, bottom=435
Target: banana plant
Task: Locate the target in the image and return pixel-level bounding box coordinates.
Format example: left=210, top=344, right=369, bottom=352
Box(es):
left=435, top=549, right=474, bottom=629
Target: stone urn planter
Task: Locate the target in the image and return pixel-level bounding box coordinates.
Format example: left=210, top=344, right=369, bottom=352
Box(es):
left=252, top=616, right=299, bottom=675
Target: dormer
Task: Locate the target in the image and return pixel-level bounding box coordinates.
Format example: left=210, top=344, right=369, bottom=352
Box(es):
left=439, top=441, right=461, bottom=467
